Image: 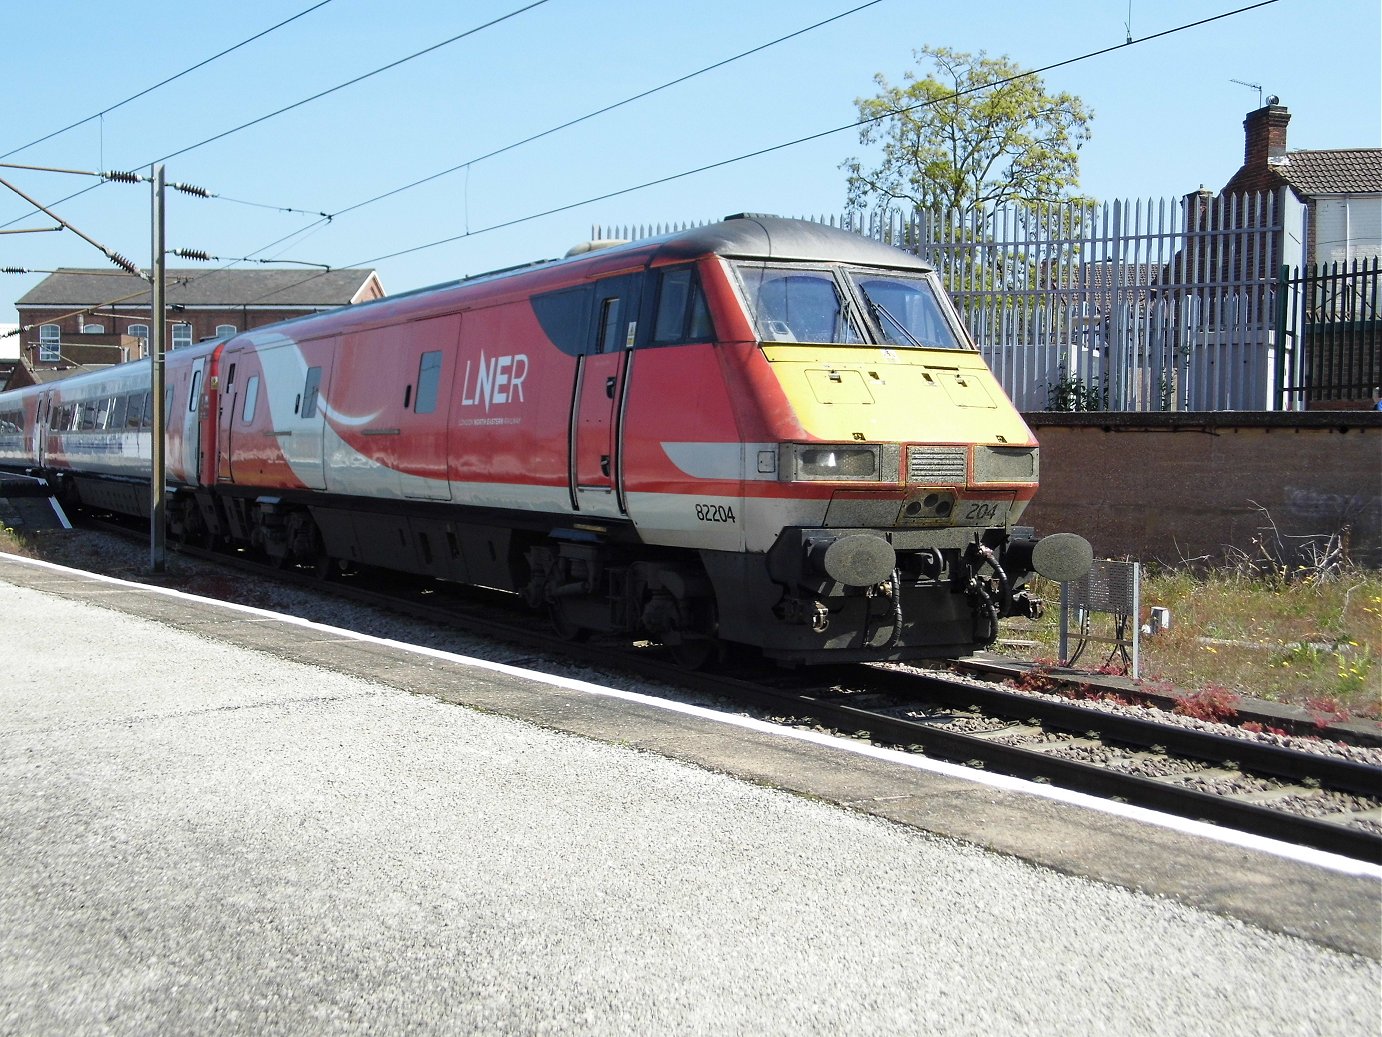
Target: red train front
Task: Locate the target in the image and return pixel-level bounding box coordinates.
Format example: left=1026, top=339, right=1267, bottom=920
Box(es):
left=0, top=215, right=1090, bottom=664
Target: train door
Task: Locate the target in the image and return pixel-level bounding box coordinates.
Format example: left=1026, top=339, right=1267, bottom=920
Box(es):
left=399, top=315, right=459, bottom=501
left=570, top=275, right=638, bottom=516
left=179, top=356, right=206, bottom=482
left=261, top=338, right=332, bottom=491
left=34, top=392, right=49, bottom=467
left=218, top=348, right=243, bottom=484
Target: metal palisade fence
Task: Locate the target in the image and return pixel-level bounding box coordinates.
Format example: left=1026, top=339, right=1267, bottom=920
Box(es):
left=1277, top=256, right=1381, bottom=408
left=602, top=191, right=1301, bottom=411
left=835, top=192, right=1288, bottom=412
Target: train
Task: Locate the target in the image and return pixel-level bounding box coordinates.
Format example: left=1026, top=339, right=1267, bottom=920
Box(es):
left=0, top=214, right=1091, bottom=664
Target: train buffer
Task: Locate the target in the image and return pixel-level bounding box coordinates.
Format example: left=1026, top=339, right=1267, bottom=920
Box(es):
left=0, top=473, right=71, bottom=534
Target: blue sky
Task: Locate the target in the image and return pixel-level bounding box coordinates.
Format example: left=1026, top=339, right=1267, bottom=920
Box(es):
left=2, top=0, right=1378, bottom=328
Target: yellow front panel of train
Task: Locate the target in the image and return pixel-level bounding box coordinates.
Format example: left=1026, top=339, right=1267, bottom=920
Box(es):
left=762, top=344, right=1033, bottom=447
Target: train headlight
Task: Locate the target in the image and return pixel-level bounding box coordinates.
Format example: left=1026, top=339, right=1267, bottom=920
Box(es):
left=782, top=443, right=881, bottom=482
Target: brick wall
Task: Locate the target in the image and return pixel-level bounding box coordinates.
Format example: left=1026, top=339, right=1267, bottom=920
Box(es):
left=1021, top=411, right=1382, bottom=568
left=15, top=306, right=326, bottom=349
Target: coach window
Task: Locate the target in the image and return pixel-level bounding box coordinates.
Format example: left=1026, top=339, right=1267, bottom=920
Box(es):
left=39, top=324, right=61, bottom=362
left=110, top=394, right=129, bottom=430
left=126, top=392, right=145, bottom=429
left=651, top=266, right=714, bottom=345
left=165, top=388, right=174, bottom=421
left=242, top=376, right=260, bottom=423
left=415, top=351, right=442, bottom=414
left=188, top=370, right=202, bottom=412
left=300, top=367, right=322, bottom=419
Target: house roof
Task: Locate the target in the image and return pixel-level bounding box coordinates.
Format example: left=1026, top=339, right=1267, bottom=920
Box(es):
left=1276, top=148, right=1382, bottom=196
left=17, top=268, right=382, bottom=309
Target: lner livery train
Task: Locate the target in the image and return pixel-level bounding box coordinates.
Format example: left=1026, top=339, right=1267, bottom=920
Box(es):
left=0, top=215, right=1091, bottom=664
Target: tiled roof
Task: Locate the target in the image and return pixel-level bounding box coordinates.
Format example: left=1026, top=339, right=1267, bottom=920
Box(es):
left=17, top=268, right=381, bottom=308
left=1277, top=148, right=1382, bottom=195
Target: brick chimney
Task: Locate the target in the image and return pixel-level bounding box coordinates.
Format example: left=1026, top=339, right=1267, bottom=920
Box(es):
left=1243, top=103, right=1290, bottom=169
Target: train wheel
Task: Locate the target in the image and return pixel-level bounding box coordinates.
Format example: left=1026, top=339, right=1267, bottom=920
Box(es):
left=548, top=602, right=590, bottom=642
left=669, top=636, right=718, bottom=670
left=173, top=523, right=206, bottom=552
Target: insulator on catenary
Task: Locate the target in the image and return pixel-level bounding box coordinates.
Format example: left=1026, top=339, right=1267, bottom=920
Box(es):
left=174, top=249, right=212, bottom=262
left=172, top=182, right=211, bottom=198
left=2, top=267, right=31, bottom=274
left=101, top=170, right=142, bottom=184
left=107, top=253, right=141, bottom=275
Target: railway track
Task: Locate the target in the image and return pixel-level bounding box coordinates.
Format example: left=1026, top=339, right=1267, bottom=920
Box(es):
left=716, top=667, right=1382, bottom=865
left=952, top=654, right=1382, bottom=749
left=65, top=516, right=1382, bottom=866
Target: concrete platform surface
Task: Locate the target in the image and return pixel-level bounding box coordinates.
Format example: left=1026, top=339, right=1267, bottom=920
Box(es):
left=1, top=553, right=1379, bottom=1036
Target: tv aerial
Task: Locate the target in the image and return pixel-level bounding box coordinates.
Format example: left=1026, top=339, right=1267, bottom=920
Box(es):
left=1230, top=78, right=1268, bottom=108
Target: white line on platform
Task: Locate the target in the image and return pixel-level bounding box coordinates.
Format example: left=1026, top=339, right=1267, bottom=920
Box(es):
left=3, top=551, right=1379, bottom=881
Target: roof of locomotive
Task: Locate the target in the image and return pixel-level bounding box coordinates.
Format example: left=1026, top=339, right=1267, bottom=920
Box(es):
left=196, top=216, right=936, bottom=343
left=629, top=214, right=936, bottom=271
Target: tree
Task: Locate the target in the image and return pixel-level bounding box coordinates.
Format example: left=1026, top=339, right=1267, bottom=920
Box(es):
left=842, top=47, right=1094, bottom=220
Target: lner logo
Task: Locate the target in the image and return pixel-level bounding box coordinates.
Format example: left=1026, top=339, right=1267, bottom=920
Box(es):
left=460, top=352, right=528, bottom=411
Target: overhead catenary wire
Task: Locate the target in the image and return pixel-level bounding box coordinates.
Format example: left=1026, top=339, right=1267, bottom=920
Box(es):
left=200, top=0, right=891, bottom=268
left=0, top=0, right=553, bottom=232
left=143, top=0, right=554, bottom=169
left=9, top=0, right=1283, bottom=309
left=327, top=0, right=891, bottom=222
left=10, top=0, right=891, bottom=304
left=0, top=174, right=141, bottom=276
left=221, top=0, right=1282, bottom=307
left=333, top=0, right=1287, bottom=271
left=0, top=0, right=341, bottom=161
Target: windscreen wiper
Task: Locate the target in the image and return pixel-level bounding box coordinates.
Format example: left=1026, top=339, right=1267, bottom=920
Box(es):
left=858, top=287, right=923, bottom=348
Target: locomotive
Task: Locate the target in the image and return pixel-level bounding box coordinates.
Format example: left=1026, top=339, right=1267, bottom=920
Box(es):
left=0, top=215, right=1091, bottom=664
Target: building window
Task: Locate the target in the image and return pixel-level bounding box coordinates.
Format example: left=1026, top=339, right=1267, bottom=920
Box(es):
left=128, top=324, right=149, bottom=344
left=171, top=323, right=192, bottom=350
left=215, top=324, right=237, bottom=338
left=81, top=323, right=106, bottom=334
left=38, top=324, right=61, bottom=362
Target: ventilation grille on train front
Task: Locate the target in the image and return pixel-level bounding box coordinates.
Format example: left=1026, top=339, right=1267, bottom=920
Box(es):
left=907, top=446, right=967, bottom=484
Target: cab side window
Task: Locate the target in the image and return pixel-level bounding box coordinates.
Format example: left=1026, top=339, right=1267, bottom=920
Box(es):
left=650, top=266, right=714, bottom=345
left=597, top=297, right=624, bottom=353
